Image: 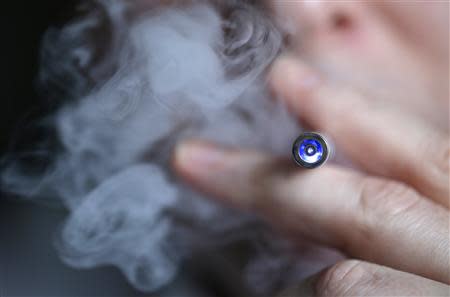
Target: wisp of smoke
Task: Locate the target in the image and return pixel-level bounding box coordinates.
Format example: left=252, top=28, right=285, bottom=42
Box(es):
left=1, top=0, right=339, bottom=294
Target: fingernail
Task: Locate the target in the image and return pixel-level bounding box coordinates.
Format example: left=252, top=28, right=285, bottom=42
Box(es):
left=175, top=140, right=227, bottom=174
left=288, top=62, right=321, bottom=91
left=272, top=56, right=321, bottom=92
left=270, top=56, right=321, bottom=118
left=299, top=75, right=321, bottom=89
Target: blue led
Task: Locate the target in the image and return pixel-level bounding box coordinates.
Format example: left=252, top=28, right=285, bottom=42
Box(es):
left=298, top=139, right=323, bottom=164
left=292, top=132, right=330, bottom=168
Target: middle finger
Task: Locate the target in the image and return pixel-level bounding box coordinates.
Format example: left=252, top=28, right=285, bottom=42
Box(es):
left=173, top=141, right=450, bottom=283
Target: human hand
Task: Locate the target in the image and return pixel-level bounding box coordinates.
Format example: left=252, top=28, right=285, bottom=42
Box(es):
left=173, top=2, right=449, bottom=296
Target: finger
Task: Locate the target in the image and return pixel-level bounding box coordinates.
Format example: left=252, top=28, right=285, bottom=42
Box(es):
left=173, top=141, right=450, bottom=283
left=269, top=57, right=450, bottom=207
left=279, top=260, right=449, bottom=297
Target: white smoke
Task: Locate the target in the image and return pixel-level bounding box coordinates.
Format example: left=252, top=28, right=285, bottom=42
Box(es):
left=1, top=0, right=339, bottom=294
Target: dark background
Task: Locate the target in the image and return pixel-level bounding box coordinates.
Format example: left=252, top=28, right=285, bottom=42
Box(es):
left=0, top=2, right=145, bottom=296
left=0, top=3, right=243, bottom=296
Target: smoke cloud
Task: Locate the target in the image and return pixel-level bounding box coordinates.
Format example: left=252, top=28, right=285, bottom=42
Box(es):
left=1, top=0, right=339, bottom=294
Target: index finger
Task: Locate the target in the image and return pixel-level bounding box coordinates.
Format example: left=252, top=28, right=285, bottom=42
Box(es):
left=269, top=57, right=450, bottom=207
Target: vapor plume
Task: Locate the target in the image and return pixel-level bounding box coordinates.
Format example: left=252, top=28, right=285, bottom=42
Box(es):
left=1, top=0, right=339, bottom=294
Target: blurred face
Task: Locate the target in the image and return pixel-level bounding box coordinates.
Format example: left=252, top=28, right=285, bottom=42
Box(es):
left=373, top=1, right=449, bottom=60
left=270, top=1, right=449, bottom=130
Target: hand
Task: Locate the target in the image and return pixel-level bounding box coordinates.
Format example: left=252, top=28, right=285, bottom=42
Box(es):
left=173, top=2, right=449, bottom=296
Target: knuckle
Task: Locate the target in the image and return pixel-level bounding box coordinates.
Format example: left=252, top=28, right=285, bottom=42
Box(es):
left=354, top=178, right=422, bottom=243
left=418, top=134, right=450, bottom=175
left=316, top=260, right=372, bottom=296
left=413, top=135, right=450, bottom=202
left=359, top=178, right=420, bottom=216
left=437, top=141, right=450, bottom=174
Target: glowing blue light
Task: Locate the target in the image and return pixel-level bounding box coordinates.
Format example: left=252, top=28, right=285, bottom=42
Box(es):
left=299, top=139, right=323, bottom=164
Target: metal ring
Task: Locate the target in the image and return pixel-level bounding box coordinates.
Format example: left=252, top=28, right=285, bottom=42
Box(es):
left=292, top=132, right=330, bottom=169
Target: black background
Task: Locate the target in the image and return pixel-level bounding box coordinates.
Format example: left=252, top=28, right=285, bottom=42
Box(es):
left=0, top=2, right=143, bottom=296
left=0, top=3, right=241, bottom=296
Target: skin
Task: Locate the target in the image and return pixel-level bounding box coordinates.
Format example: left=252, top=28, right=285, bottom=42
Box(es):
left=173, top=1, right=449, bottom=296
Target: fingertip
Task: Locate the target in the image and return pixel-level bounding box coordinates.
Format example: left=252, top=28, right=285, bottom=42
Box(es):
left=173, top=140, right=227, bottom=181
left=269, top=56, right=321, bottom=94
left=173, top=141, right=274, bottom=210
left=269, top=56, right=321, bottom=116
left=173, top=138, right=304, bottom=210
